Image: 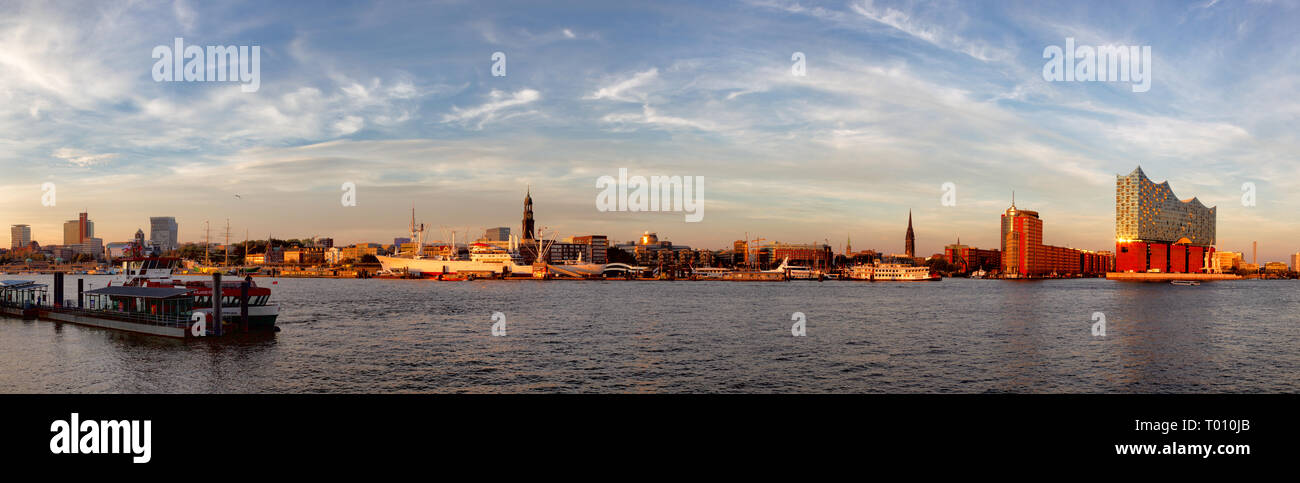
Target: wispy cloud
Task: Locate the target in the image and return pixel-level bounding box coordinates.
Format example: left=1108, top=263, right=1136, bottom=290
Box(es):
left=442, top=88, right=541, bottom=128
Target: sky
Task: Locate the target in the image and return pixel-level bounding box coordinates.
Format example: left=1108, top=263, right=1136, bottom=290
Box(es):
left=1, top=0, right=1297, bottom=260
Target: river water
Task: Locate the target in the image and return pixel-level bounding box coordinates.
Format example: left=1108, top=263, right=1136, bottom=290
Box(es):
left=2, top=276, right=1297, bottom=393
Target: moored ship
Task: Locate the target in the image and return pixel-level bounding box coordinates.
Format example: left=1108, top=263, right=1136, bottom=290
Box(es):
left=377, top=209, right=537, bottom=279
left=848, top=263, right=941, bottom=281
left=107, top=243, right=280, bottom=329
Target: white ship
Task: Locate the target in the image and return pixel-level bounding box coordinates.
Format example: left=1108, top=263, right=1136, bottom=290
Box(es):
left=764, top=257, right=831, bottom=280
left=377, top=209, right=535, bottom=279
left=848, top=263, right=940, bottom=281
left=378, top=242, right=533, bottom=279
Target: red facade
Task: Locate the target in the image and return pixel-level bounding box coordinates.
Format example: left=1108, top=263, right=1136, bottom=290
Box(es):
left=1115, top=241, right=1215, bottom=273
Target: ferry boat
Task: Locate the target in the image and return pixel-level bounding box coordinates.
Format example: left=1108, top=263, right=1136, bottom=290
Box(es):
left=108, top=253, right=279, bottom=329
left=848, top=263, right=941, bottom=281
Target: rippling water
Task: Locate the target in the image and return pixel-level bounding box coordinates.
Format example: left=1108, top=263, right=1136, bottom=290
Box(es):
left=2, top=275, right=1298, bottom=393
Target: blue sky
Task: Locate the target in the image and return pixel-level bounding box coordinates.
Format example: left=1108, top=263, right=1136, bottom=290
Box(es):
left=1, top=0, right=1297, bottom=260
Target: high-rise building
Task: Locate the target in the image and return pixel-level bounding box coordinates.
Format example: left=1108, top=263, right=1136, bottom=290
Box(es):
left=1114, top=167, right=1216, bottom=273
left=485, top=227, right=511, bottom=242
left=904, top=211, right=915, bottom=258
left=149, top=216, right=179, bottom=252
left=1001, top=200, right=1111, bottom=278
left=1290, top=252, right=1300, bottom=272
left=522, top=187, right=535, bottom=240
left=1001, top=202, right=1042, bottom=277
left=10, top=224, right=31, bottom=249
left=63, top=213, right=94, bottom=245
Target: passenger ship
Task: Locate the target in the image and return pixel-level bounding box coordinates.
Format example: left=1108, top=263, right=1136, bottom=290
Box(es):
left=378, top=242, right=534, bottom=279
left=848, top=263, right=941, bottom=281
left=377, top=209, right=542, bottom=279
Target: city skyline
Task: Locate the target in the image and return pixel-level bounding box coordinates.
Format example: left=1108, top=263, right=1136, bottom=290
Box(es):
left=2, top=1, right=1298, bottom=259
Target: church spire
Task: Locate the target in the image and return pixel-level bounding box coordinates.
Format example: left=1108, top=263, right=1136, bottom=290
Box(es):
left=522, top=185, right=535, bottom=240
left=905, top=210, right=915, bottom=258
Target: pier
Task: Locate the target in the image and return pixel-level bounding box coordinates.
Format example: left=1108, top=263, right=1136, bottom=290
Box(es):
left=1105, top=272, right=1242, bottom=282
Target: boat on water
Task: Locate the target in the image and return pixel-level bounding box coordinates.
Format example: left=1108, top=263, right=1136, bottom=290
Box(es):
left=108, top=252, right=280, bottom=330
left=764, top=257, right=831, bottom=280
left=847, top=263, right=941, bottom=281
left=1170, top=280, right=1201, bottom=286
left=376, top=209, right=615, bottom=279
left=379, top=241, right=534, bottom=279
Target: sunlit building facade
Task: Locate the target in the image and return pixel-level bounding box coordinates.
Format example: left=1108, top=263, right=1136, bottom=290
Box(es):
left=1001, top=202, right=1112, bottom=278
left=1114, top=167, right=1216, bottom=273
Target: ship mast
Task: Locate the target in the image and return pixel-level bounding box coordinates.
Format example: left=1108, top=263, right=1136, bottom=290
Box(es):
left=223, top=219, right=231, bottom=268
left=204, top=220, right=210, bottom=266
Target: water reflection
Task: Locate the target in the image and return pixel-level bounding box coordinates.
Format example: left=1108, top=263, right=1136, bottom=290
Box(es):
left=2, top=275, right=1298, bottom=393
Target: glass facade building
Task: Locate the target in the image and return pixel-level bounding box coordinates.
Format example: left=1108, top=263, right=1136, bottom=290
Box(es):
left=1114, top=167, right=1216, bottom=273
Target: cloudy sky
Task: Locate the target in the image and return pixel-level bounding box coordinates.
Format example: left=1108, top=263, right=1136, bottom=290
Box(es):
left=1, top=0, right=1297, bottom=260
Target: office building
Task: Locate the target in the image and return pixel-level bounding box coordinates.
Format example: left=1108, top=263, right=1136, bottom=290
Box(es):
left=1001, top=200, right=1111, bottom=277
left=485, top=227, right=511, bottom=242
left=10, top=224, right=31, bottom=249
left=63, top=212, right=94, bottom=246
left=149, top=216, right=179, bottom=252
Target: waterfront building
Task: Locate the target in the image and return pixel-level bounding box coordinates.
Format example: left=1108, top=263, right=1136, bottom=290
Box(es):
left=1213, top=251, right=1243, bottom=272
left=10, top=224, right=31, bottom=249
left=149, top=216, right=179, bottom=252
left=567, top=235, right=609, bottom=264
left=1114, top=167, right=1216, bottom=273
left=1001, top=200, right=1111, bottom=277
left=772, top=242, right=833, bottom=271
left=485, top=227, right=511, bottom=242
left=284, top=247, right=326, bottom=265
left=341, top=245, right=380, bottom=261
left=1264, top=261, right=1289, bottom=274
left=905, top=211, right=915, bottom=258
left=1291, top=252, right=1300, bottom=272
left=944, top=240, right=1001, bottom=274
left=247, top=248, right=285, bottom=265
left=733, top=240, right=749, bottom=267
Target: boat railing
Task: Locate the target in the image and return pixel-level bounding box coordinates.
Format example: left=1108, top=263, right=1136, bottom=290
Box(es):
left=46, top=306, right=196, bottom=328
